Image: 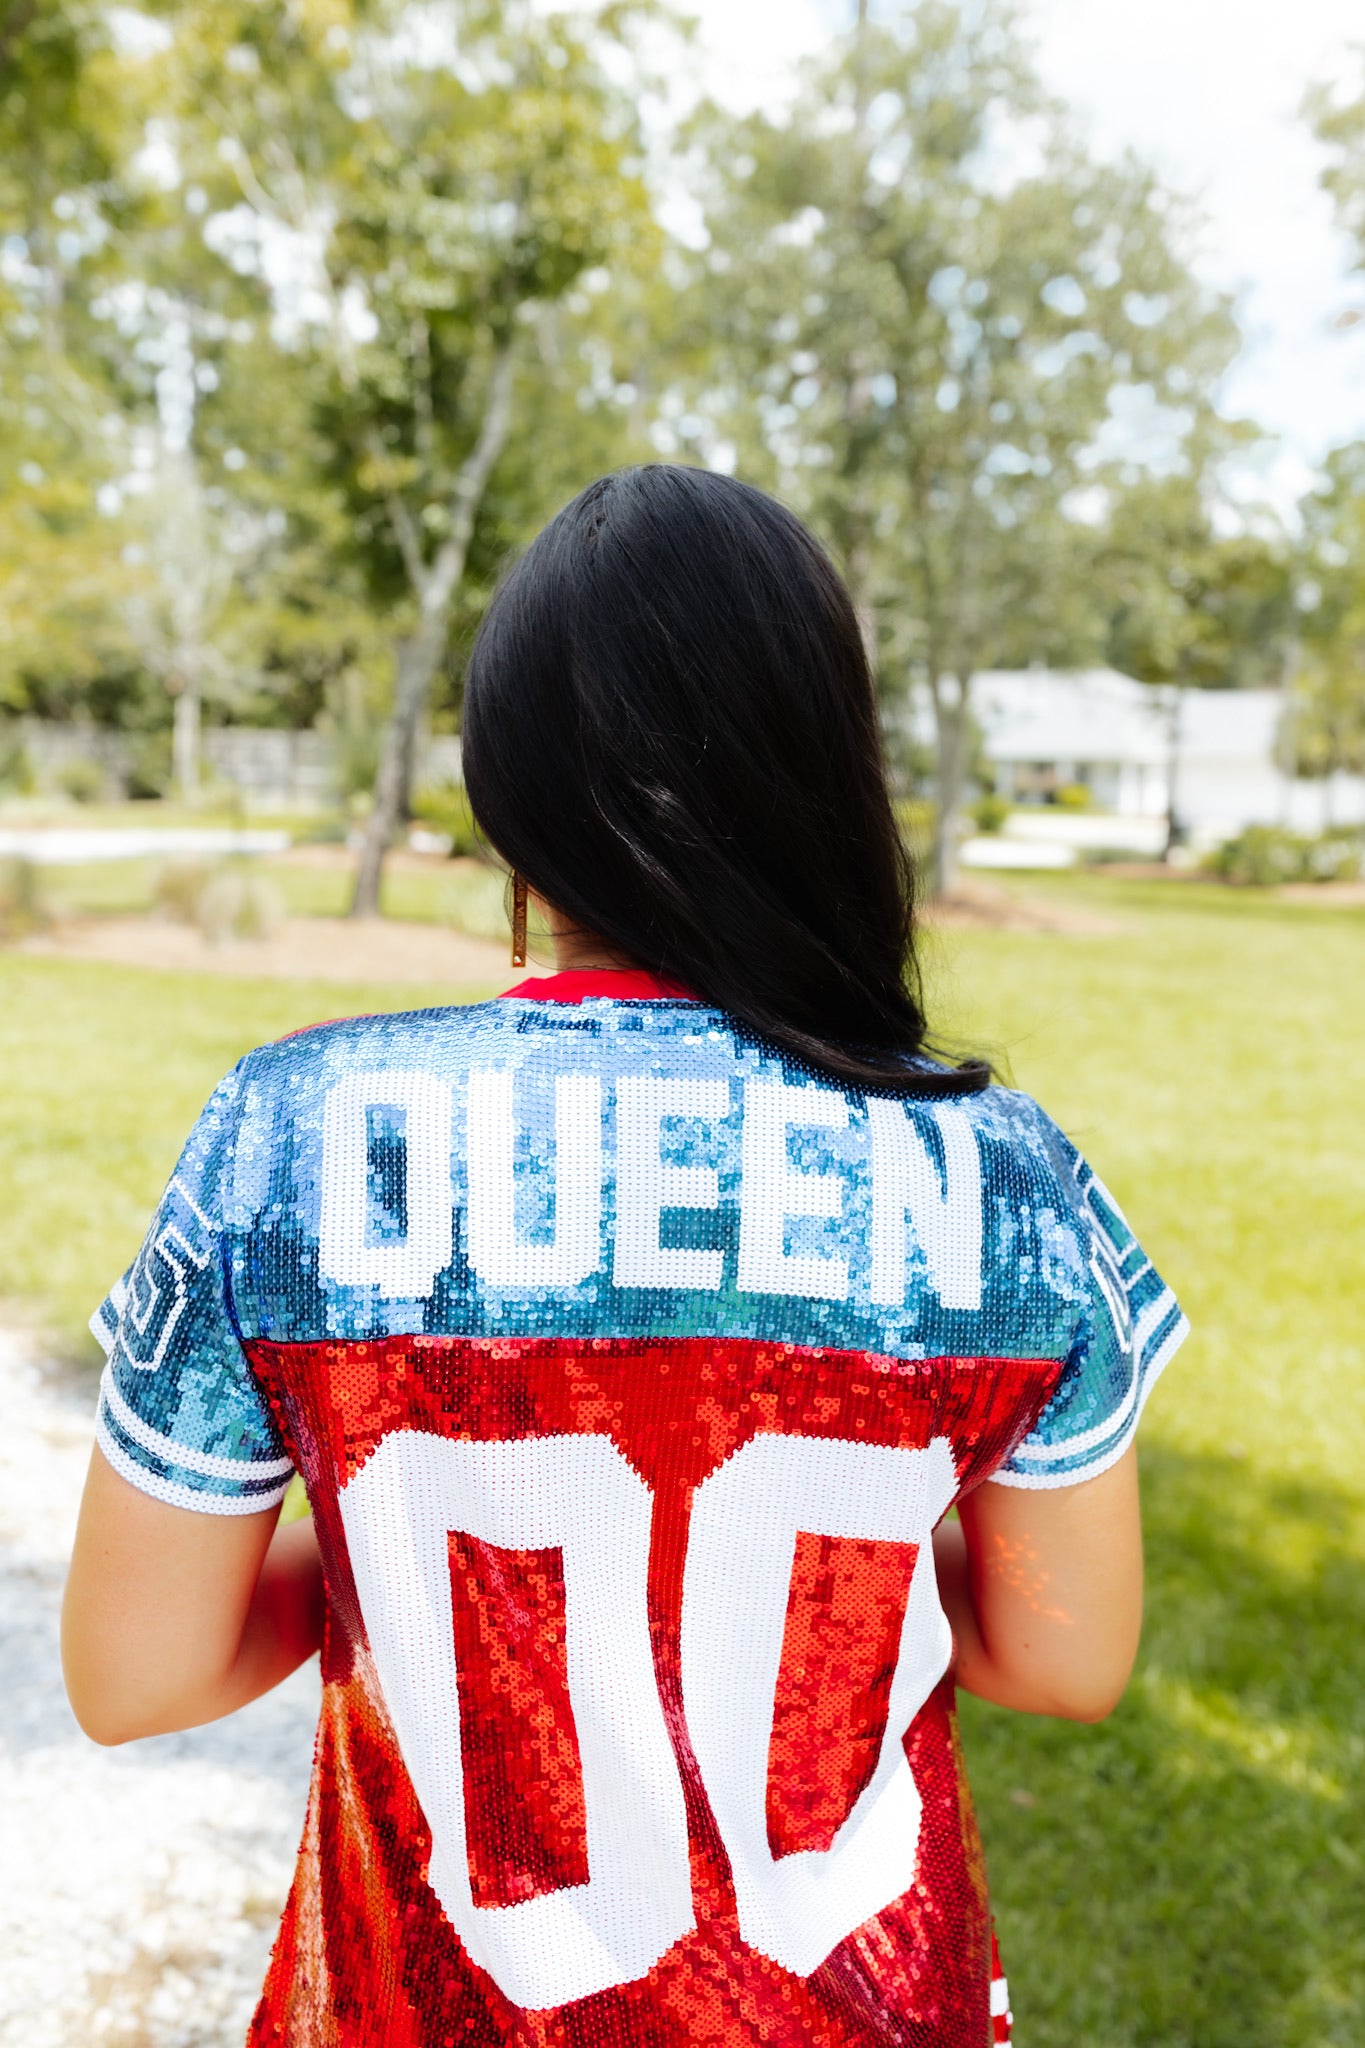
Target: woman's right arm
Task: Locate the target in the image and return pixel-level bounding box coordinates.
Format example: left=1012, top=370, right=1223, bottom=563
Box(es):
left=934, top=1443, right=1144, bottom=1723
left=63, top=1446, right=324, bottom=1746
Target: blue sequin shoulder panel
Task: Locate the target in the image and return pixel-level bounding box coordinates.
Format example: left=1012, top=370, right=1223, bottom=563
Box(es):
left=92, top=996, right=1186, bottom=1510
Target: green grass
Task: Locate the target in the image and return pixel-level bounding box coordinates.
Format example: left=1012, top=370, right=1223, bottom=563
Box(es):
left=0, top=956, right=502, bottom=1355
left=31, top=849, right=509, bottom=934
left=929, top=874, right=1365, bottom=2046
left=0, top=794, right=330, bottom=837
left=0, top=873, right=1361, bottom=2044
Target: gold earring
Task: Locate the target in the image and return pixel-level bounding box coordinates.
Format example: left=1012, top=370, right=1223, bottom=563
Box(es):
left=510, top=872, right=528, bottom=968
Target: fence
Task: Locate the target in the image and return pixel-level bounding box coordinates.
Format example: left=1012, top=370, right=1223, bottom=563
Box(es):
left=1, top=721, right=464, bottom=811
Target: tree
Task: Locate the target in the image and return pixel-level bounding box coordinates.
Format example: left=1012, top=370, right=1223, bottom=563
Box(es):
left=1289, top=444, right=1365, bottom=813
left=0, top=2, right=308, bottom=786
left=685, top=1, right=1240, bottom=891
left=157, top=0, right=660, bottom=909
left=1085, top=468, right=1296, bottom=849
left=1299, top=79, right=1365, bottom=814
left=0, top=1, right=148, bottom=729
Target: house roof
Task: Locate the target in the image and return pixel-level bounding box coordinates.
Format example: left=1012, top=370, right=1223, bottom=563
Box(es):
left=973, top=669, right=1169, bottom=768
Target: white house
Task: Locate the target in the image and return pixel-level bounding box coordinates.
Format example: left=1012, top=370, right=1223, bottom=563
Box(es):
left=974, top=669, right=1168, bottom=816
left=966, top=669, right=1365, bottom=845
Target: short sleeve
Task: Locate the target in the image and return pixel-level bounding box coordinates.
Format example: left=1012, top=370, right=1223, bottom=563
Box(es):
left=90, top=1060, right=294, bottom=1515
left=993, top=1124, right=1189, bottom=1489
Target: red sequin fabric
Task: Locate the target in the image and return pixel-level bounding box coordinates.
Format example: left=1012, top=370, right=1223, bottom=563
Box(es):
left=248, top=1335, right=1043, bottom=2045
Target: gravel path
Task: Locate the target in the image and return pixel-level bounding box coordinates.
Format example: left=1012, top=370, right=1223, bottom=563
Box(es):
left=0, top=1327, right=319, bottom=2048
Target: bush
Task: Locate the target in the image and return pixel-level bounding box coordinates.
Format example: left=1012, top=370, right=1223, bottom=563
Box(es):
left=0, top=857, right=48, bottom=941
left=154, top=860, right=212, bottom=923
left=0, top=732, right=35, bottom=796
left=198, top=866, right=283, bottom=943
left=154, top=859, right=284, bottom=942
left=57, top=757, right=106, bottom=804
left=126, top=731, right=173, bottom=801
left=970, top=793, right=1011, bottom=835
left=1205, top=825, right=1363, bottom=887
left=411, top=782, right=485, bottom=859
left=1051, top=781, right=1092, bottom=811
left=893, top=798, right=935, bottom=854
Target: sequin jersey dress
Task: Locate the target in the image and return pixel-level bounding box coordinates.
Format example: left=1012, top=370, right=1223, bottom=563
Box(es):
left=91, top=973, right=1186, bottom=2047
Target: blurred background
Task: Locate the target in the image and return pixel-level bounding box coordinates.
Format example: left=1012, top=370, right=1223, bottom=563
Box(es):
left=0, top=2, right=1362, bottom=2043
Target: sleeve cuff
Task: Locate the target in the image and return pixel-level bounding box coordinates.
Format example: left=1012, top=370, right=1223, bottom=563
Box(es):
left=95, top=1364, right=293, bottom=1516
left=989, top=1310, right=1189, bottom=1491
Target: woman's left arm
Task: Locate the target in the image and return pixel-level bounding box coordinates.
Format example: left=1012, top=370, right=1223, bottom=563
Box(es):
left=62, top=1445, right=324, bottom=1747
left=933, top=1443, right=1144, bottom=1723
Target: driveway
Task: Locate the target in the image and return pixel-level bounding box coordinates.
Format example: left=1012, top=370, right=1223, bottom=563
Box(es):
left=0, top=1327, right=318, bottom=2048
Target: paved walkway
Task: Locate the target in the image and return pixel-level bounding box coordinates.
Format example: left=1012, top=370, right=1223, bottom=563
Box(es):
left=0, top=1328, right=318, bottom=2047
left=0, top=828, right=291, bottom=865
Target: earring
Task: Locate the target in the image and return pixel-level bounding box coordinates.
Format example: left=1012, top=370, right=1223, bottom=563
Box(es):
left=510, top=872, right=528, bottom=968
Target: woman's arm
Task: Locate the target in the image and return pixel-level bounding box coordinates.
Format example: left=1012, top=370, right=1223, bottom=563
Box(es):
left=62, top=1445, right=324, bottom=1747
left=933, top=1443, right=1143, bottom=1723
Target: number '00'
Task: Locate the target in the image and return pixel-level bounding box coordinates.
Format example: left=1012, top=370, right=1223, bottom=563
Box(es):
left=340, top=1430, right=958, bottom=2008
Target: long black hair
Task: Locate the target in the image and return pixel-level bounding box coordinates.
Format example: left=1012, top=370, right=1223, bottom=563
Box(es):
left=462, top=464, right=986, bottom=1095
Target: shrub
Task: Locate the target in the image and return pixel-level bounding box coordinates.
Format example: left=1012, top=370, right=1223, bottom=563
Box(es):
left=154, top=860, right=213, bottom=923
left=154, top=859, right=283, bottom=942
left=0, top=732, right=35, bottom=796
left=126, top=731, right=173, bottom=801
left=0, top=857, right=48, bottom=941
left=196, top=866, right=283, bottom=943
left=57, top=757, right=106, bottom=804
left=1051, top=781, right=1092, bottom=811
left=411, top=782, right=485, bottom=859
left=1305, top=833, right=1364, bottom=882
left=893, top=798, right=934, bottom=855
left=970, top=793, right=1011, bottom=835
left=1205, top=825, right=1363, bottom=887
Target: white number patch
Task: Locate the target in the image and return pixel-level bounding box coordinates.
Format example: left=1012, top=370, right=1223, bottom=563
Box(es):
left=680, top=1434, right=957, bottom=1973
left=341, top=1427, right=956, bottom=2005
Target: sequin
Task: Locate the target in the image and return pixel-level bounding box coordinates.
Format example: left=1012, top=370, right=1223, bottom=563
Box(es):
left=89, top=973, right=1187, bottom=2044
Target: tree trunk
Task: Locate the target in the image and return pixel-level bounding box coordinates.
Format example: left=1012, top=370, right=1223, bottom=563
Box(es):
left=171, top=679, right=200, bottom=803
left=844, top=529, right=877, bottom=669
left=929, top=672, right=970, bottom=898
left=1162, top=684, right=1184, bottom=861
left=397, top=705, right=423, bottom=824
left=1277, top=633, right=1299, bottom=826
left=352, top=617, right=446, bottom=915
left=350, top=342, right=516, bottom=918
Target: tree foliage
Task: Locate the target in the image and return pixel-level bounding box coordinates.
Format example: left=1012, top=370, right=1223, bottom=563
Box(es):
left=681, top=2, right=1241, bottom=887
left=1301, top=80, right=1365, bottom=794
left=148, top=0, right=661, bottom=900
left=1290, top=443, right=1365, bottom=791
left=4, top=0, right=1364, bottom=900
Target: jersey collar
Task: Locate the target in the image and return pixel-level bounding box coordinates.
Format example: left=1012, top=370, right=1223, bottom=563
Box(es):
left=500, top=969, right=697, bottom=1005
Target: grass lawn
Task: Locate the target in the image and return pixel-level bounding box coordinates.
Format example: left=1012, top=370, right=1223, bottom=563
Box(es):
left=32, top=848, right=510, bottom=934
left=1, top=872, right=1361, bottom=2045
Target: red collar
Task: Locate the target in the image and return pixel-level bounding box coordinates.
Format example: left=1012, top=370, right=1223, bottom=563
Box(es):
left=500, top=969, right=697, bottom=1005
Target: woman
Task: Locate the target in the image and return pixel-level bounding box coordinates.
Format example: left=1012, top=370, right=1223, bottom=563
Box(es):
left=64, top=466, right=1185, bottom=2047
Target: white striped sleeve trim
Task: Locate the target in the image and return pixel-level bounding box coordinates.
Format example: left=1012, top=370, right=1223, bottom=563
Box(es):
left=989, top=1312, right=1189, bottom=1491
left=95, top=1412, right=291, bottom=1516
left=991, top=1977, right=1011, bottom=2017
left=89, top=1296, right=122, bottom=1360
left=1006, top=1287, right=1181, bottom=1465
left=99, top=1364, right=294, bottom=1482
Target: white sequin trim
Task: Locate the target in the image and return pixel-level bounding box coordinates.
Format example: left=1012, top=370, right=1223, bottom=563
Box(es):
left=95, top=1411, right=291, bottom=1515
left=990, top=1311, right=1189, bottom=1491
left=99, top=1364, right=294, bottom=1481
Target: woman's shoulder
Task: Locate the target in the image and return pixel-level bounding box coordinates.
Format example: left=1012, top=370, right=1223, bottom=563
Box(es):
left=247, top=998, right=515, bottom=1070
